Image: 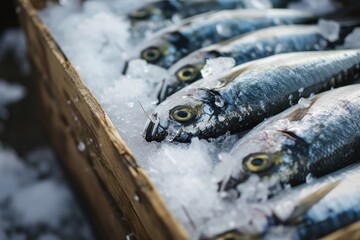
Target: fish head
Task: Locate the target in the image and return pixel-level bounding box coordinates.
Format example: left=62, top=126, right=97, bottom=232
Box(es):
left=144, top=87, right=229, bottom=142
left=223, top=129, right=308, bottom=190
left=158, top=49, right=221, bottom=102
left=134, top=36, right=178, bottom=68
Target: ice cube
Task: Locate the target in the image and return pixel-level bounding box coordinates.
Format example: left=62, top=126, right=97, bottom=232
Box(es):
left=318, top=19, right=340, bottom=42
left=0, top=80, right=25, bottom=107
left=201, top=57, right=236, bottom=79
left=298, top=97, right=312, bottom=109
left=343, top=28, right=360, bottom=49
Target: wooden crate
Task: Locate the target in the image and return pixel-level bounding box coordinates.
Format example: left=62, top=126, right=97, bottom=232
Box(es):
left=16, top=0, right=188, bottom=239
left=15, top=0, right=360, bottom=239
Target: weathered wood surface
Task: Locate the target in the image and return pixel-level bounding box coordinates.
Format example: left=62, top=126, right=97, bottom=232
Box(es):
left=16, top=0, right=189, bottom=239
left=322, top=221, right=360, bottom=240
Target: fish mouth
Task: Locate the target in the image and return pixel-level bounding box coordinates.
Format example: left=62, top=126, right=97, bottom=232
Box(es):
left=218, top=170, right=250, bottom=192
left=157, top=84, right=178, bottom=103
left=143, top=115, right=167, bottom=142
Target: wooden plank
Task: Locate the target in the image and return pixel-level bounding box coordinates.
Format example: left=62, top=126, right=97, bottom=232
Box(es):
left=321, top=221, right=360, bottom=240
left=16, top=0, right=189, bottom=239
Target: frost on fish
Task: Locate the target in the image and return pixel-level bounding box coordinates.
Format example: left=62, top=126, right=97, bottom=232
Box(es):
left=201, top=57, right=236, bottom=79
left=218, top=85, right=360, bottom=197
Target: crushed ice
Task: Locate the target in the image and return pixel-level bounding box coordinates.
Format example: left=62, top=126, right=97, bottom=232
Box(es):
left=318, top=19, right=340, bottom=42
left=298, top=97, right=312, bottom=109
left=201, top=57, right=236, bottom=79
left=0, top=146, right=94, bottom=239
left=343, top=28, right=360, bottom=49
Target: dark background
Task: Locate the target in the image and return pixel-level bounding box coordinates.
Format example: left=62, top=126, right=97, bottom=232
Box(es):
left=0, top=0, right=48, bottom=155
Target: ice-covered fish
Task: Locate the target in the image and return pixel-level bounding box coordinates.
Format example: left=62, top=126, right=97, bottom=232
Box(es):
left=206, top=164, right=360, bottom=240
left=144, top=50, right=360, bottom=142
left=217, top=84, right=360, bottom=193
left=265, top=164, right=360, bottom=240
left=159, top=25, right=332, bottom=102
left=127, top=9, right=315, bottom=70
left=128, top=0, right=290, bottom=31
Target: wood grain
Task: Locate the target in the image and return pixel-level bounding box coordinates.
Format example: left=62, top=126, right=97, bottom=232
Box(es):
left=16, top=0, right=189, bottom=239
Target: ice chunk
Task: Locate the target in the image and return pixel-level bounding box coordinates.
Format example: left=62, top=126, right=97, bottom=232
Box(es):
left=0, top=80, right=25, bottom=107
left=318, top=19, right=340, bottom=42
left=0, top=145, right=94, bottom=239
left=273, top=200, right=296, bottom=222
left=298, top=97, right=312, bottom=109
left=0, top=29, right=29, bottom=74
left=10, top=180, right=72, bottom=228
left=343, top=28, right=360, bottom=49
left=126, top=59, right=168, bottom=83
left=0, top=148, right=35, bottom=202
left=201, top=57, right=236, bottom=79
left=78, top=141, right=86, bottom=152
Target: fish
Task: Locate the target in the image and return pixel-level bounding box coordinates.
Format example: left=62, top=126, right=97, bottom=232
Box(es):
left=128, top=0, right=291, bottom=29
left=264, top=164, right=360, bottom=240
left=143, top=50, right=360, bottom=143
left=217, top=84, right=360, bottom=193
left=158, top=25, right=332, bottom=102
left=127, top=9, right=315, bottom=70
left=205, top=164, right=360, bottom=240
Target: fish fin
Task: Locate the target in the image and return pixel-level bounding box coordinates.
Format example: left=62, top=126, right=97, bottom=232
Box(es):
left=279, top=130, right=307, bottom=145
left=286, top=95, right=320, bottom=122
left=284, top=180, right=341, bottom=224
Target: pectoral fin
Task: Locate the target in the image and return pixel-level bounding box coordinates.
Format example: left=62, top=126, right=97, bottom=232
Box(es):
left=278, top=180, right=341, bottom=224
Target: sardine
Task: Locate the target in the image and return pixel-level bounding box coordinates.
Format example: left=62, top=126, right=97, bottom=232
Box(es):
left=128, top=0, right=291, bottom=30
left=159, top=25, right=331, bottom=102
left=127, top=9, right=315, bottom=70
left=265, top=164, right=360, bottom=240
left=144, top=50, right=360, bottom=142
left=217, top=84, right=360, bottom=193
left=205, top=164, right=360, bottom=240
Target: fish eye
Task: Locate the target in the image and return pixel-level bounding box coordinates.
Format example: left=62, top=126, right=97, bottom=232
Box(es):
left=141, top=47, right=162, bottom=63
left=176, top=65, right=198, bottom=82
left=170, top=105, right=197, bottom=123
left=243, top=153, right=273, bottom=173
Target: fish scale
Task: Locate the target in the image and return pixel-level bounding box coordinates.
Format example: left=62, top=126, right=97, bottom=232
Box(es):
left=204, top=164, right=360, bottom=240
left=130, top=9, right=315, bottom=69
left=264, top=164, right=360, bottom=239
left=218, top=84, right=360, bottom=193
left=160, top=25, right=331, bottom=102
left=144, top=50, right=360, bottom=143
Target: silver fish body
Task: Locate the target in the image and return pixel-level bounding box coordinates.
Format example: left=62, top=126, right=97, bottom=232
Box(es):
left=265, top=164, right=360, bottom=240
left=206, top=164, right=360, bottom=240
left=218, top=84, right=360, bottom=193
left=144, top=50, right=360, bottom=143
left=129, top=9, right=315, bottom=69
left=128, top=0, right=291, bottom=33
left=159, top=25, right=330, bottom=102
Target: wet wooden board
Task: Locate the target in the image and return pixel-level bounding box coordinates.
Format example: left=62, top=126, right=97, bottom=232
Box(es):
left=16, top=0, right=188, bottom=239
